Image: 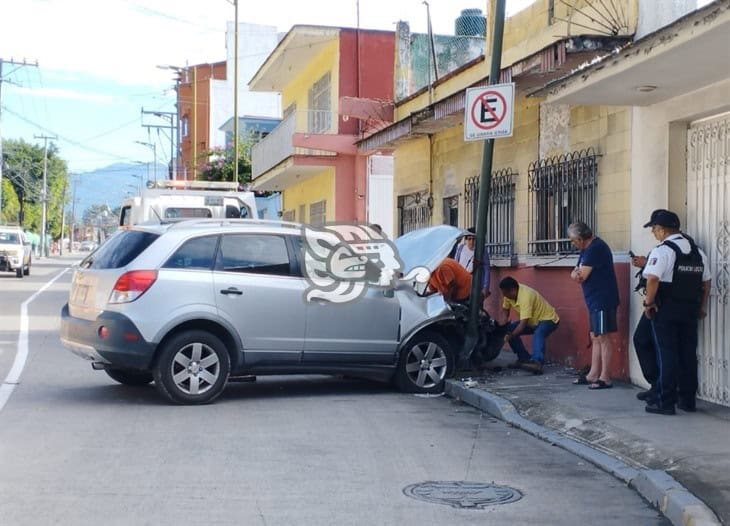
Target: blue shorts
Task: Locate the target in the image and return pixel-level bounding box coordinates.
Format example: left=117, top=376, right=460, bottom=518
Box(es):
left=589, top=308, right=617, bottom=336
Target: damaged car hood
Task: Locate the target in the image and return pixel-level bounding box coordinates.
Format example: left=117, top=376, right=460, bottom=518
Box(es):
left=394, top=225, right=464, bottom=274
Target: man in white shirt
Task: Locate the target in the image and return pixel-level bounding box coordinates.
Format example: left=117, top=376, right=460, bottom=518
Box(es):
left=638, top=209, right=711, bottom=415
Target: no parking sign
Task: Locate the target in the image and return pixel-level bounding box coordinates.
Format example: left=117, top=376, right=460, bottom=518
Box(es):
left=463, top=83, right=515, bottom=141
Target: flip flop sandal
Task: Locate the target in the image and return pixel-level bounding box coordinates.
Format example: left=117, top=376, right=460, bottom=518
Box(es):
left=573, top=375, right=591, bottom=385
left=588, top=380, right=613, bottom=390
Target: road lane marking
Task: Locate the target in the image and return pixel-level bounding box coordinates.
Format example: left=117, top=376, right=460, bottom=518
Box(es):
left=0, top=268, right=70, bottom=412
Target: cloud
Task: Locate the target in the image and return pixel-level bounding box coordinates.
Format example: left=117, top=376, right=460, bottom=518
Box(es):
left=9, top=85, right=115, bottom=103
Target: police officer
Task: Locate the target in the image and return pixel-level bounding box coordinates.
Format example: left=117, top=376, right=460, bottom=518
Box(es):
left=638, top=209, right=711, bottom=415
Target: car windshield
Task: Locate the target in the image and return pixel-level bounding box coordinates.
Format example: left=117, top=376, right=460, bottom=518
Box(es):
left=0, top=232, right=20, bottom=244
left=80, top=230, right=159, bottom=269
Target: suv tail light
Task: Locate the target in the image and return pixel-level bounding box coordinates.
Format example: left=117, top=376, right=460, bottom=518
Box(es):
left=109, top=270, right=158, bottom=304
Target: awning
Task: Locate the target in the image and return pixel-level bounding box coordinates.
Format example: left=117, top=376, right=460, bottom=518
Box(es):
left=532, top=1, right=730, bottom=106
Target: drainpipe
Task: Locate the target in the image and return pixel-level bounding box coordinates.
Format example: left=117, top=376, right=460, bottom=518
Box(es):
left=461, top=0, right=506, bottom=369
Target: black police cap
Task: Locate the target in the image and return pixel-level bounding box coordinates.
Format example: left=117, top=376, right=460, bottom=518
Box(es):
left=643, top=209, right=680, bottom=229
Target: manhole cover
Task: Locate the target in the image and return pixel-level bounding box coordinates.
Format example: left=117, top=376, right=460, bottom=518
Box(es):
left=403, top=480, right=522, bottom=509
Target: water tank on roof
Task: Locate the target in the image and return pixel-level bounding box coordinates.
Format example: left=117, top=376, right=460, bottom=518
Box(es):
left=455, top=8, right=486, bottom=37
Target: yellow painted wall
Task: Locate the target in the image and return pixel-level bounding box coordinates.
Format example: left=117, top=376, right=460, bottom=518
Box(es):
left=281, top=39, right=339, bottom=134
left=282, top=169, right=336, bottom=223
left=392, top=92, right=631, bottom=254
left=570, top=106, right=632, bottom=249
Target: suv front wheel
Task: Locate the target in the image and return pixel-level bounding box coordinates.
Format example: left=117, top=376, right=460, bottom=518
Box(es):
left=153, top=330, right=231, bottom=405
left=395, top=331, right=454, bottom=394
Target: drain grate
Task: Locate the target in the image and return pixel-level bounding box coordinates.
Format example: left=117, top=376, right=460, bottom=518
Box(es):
left=403, top=480, right=522, bottom=509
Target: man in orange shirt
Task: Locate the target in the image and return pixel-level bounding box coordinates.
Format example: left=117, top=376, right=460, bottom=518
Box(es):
left=427, top=258, right=472, bottom=303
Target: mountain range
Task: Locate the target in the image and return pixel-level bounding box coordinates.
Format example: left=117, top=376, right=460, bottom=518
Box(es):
left=71, top=162, right=168, bottom=217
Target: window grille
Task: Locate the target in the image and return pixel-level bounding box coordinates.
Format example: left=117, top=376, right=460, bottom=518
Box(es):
left=527, top=148, right=599, bottom=255
left=443, top=195, right=459, bottom=226
left=307, top=73, right=332, bottom=133
left=309, top=200, right=327, bottom=226
left=463, top=168, right=516, bottom=258
left=397, top=191, right=432, bottom=235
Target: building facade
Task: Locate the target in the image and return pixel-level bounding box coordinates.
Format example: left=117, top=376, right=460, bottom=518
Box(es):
left=249, top=26, right=396, bottom=230
left=176, top=23, right=280, bottom=180
left=359, top=0, right=640, bottom=377
left=538, top=0, right=730, bottom=405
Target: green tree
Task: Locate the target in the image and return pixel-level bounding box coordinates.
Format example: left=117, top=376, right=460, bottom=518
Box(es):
left=198, top=132, right=257, bottom=185
left=0, top=178, right=20, bottom=224
left=1, top=139, right=69, bottom=236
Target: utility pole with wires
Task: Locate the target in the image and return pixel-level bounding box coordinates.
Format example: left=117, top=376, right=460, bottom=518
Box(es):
left=141, top=108, right=176, bottom=180
left=59, top=177, right=67, bottom=255
left=0, top=58, right=38, bottom=222
left=34, top=133, right=56, bottom=258
left=226, top=0, right=240, bottom=184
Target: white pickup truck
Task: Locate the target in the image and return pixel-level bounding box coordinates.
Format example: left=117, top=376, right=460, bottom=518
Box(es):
left=0, top=226, right=32, bottom=278
left=119, top=180, right=258, bottom=227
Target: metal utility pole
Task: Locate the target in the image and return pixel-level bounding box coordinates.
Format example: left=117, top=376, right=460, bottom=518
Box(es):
left=233, top=0, right=239, bottom=184
left=70, top=176, right=77, bottom=254
left=34, top=133, right=56, bottom=258
left=135, top=140, right=157, bottom=182
left=462, top=0, right=506, bottom=369
left=141, top=108, right=176, bottom=180
left=59, top=178, right=67, bottom=255
left=0, top=58, right=38, bottom=221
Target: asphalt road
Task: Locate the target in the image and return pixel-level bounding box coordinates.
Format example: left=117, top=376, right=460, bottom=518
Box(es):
left=0, top=258, right=669, bottom=526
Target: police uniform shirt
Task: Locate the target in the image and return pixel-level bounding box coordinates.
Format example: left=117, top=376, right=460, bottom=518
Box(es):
left=642, top=234, right=711, bottom=283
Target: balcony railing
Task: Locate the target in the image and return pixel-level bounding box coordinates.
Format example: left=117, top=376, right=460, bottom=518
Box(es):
left=251, top=110, right=337, bottom=180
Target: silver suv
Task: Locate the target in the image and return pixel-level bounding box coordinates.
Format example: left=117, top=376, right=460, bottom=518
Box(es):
left=60, top=220, right=502, bottom=404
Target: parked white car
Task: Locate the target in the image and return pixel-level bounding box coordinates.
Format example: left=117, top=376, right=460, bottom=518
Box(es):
left=0, top=226, right=32, bottom=278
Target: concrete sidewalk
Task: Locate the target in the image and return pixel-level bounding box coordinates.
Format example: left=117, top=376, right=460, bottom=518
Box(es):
left=446, top=351, right=729, bottom=526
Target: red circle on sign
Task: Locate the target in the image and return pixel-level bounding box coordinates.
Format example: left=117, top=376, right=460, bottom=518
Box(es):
left=470, top=90, right=507, bottom=131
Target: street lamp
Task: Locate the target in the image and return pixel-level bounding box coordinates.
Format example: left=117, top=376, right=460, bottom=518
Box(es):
left=134, top=141, right=157, bottom=182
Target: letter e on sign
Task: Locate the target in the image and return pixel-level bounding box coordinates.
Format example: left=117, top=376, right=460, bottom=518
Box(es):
left=464, top=83, right=515, bottom=141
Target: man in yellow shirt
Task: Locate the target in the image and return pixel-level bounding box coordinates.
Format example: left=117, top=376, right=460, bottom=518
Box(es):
left=499, top=276, right=560, bottom=374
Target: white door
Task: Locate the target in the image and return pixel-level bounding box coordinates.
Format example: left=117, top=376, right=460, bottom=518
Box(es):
left=367, top=155, right=394, bottom=238
left=687, top=113, right=730, bottom=407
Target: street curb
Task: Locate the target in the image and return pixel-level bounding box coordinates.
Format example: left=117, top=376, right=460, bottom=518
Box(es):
left=445, top=380, right=722, bottom=526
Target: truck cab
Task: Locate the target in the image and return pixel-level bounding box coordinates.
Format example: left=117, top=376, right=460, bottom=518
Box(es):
left=119, top=180, right=258, bottom=228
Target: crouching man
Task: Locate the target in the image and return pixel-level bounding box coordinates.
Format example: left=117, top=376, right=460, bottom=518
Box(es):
left=499, top=277, right=560, bottom=374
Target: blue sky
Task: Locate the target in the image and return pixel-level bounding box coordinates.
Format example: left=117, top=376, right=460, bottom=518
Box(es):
left=1, top=0, right=535, bottom=173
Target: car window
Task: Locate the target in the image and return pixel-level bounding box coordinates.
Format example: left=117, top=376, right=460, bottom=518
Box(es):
left=164, top=207, right=212, bottom=219
left=216, top=234, right=291, bottom=276
left=0, top=232, right=20, bottom=244
left=163, top=235, right=218, bottom=270
left=81, top=230, right=159, bottom=269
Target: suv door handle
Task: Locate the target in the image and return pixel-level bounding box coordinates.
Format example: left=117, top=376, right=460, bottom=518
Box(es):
left=220, top=287, right=243, bottom=296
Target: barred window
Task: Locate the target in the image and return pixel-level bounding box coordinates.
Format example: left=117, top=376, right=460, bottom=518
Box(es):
left=443, top=195, right=459, bottom=227
left=463, top=168, right=516, bottom=258
left=307, top=73, right=331, bottom=133
left=397, top=191, right=432, bottom=235
left=309, top=200, right=327, bottom=226
left=527, top=148, right=598, bottom=255
left=282, top=210, right=295, bottom=221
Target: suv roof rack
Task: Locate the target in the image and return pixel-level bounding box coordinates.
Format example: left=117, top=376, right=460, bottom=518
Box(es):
left=145, top=180, right=244, bottom=191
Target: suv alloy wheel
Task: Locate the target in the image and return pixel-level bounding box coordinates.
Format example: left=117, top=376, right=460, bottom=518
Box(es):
left=395, top=331, right=454, bottom=394
left=153, top=330, right=231, bottom=404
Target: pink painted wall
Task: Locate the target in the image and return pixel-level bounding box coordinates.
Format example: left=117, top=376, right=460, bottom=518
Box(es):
left=483, top=263, right=632, bottom=379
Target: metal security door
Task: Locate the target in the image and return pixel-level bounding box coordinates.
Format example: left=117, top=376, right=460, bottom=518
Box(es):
left=687, top=113, right=730, bottom=407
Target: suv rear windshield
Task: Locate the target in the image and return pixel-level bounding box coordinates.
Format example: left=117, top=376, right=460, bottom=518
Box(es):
left=81, top=230, right=159, bottom=269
